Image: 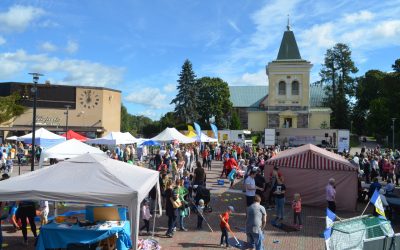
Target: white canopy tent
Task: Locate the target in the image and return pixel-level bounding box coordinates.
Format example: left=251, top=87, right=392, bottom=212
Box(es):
left=196, top=133, right=218, bottom=143
left=0, top=153, right=161, bottom=250
left=17, top=128, right=66, bottom=148
left=150, top=127, right=196, bottom=143
left=39, top=139, right=106, bottom=167
left=86, top=131, right=138, bottom=145
left=5, top=135, right=18, bottom=141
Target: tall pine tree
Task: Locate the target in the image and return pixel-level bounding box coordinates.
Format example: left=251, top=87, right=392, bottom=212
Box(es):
left=320, top=43, right=358, bottom=129
left=170, top=59, right=199, bottom=123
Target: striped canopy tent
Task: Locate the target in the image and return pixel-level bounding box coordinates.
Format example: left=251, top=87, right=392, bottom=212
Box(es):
left=266, top=144, right=358, bottom=211
left=267, top=144, right=356, bottom=171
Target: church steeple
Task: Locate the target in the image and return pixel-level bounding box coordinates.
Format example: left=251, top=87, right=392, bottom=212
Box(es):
left=276, top=18, right=301, bottom=60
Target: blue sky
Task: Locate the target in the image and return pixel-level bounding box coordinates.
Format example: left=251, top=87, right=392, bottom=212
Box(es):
left=0, top=0, right=399, bottom=120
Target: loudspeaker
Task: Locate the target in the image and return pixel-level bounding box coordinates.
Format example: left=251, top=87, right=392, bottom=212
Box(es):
left=325, top=133, right=328, bottom=137
left=276, top=132, right=280, bottom=136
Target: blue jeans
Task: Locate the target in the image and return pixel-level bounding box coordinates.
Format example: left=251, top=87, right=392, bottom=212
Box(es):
left=220, top=227, right=229, bottom=245
left=275, top=197, right=285, bottom=219
left=247, top=231, right=265, bottom=250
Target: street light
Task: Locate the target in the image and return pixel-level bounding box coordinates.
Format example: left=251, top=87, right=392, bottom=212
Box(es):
left=64, top=105, right=71, bottom=135
left=28, top=72, right=43, bottom=171
left=392, top=118, right=396, bottom=150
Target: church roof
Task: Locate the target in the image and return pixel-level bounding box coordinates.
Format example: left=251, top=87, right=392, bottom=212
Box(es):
left=229, top=86, right=267, bottom=108
left=277, top=29, right=301, bottom=60
left=229, top=85, right=327, bottom=108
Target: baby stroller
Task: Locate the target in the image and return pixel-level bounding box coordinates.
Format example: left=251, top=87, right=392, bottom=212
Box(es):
left=193, top=185, right=212, bottom=213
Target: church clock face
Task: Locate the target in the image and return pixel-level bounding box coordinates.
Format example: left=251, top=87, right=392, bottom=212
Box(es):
left=79, top=90, right=100, bottom=109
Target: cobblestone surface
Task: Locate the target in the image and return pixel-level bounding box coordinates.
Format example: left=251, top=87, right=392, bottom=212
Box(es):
left=2, top=161, right=399, bottom=249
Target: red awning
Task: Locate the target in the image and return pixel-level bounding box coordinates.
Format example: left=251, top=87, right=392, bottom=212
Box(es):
left=266, top=144, right=357, bottom=171
left=61, top=130, right=88, bottom=142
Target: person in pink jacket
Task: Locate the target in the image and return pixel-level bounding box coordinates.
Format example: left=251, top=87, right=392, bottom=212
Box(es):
left=292, top=193, right=302, bottom=229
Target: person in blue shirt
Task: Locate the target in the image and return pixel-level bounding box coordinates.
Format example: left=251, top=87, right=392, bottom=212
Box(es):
left=368, top=178, right=382, bottom=199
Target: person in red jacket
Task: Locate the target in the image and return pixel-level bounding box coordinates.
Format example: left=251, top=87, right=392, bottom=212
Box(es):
left=226, top=155, right=238, bottom=177
left=292, top=193, right=302, bottom=229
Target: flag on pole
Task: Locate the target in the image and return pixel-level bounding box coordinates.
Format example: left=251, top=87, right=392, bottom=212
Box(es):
left=188, top=125, right=195, bottom=132
left=370, top=189, right=386, bottom=217
left=193, top=122, right=201, bottom=142
left=210, top=123, right=218, bottom=139
left=324, top=227, right=332, bottom=250
left=324, top=208, right=336, bottom=250
left=326, top=208, right=336, bottom=229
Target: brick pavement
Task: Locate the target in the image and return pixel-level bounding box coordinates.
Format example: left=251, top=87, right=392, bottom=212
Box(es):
left=2, top=160, right=399, bottom=250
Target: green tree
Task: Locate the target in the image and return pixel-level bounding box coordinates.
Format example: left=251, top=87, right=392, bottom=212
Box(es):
left=0, top=93, right=26, bottom=124
left=320, top=43, right=358, bottom=129
left=230, top=110, right=241, bottom=130
left=170, top=59, right=199, bottom=123
left=392, top=58, right=400, bottom=72
left=120, top=104, right=154, bottom=136
left=197, top=77, right=233, bottom=128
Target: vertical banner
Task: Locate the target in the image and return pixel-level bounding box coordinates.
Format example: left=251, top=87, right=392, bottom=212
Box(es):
left=194, top=122, right=202, bottom=142
left=210, top=123, right=218, bottom=140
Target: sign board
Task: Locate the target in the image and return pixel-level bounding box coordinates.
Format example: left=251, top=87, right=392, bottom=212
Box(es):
left=264, top=129, right=275, bottom=146
left=337, top=130, right=350, bottom=153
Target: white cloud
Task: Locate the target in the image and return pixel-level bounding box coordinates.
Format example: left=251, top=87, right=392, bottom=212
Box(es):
left=228, top=20, right=241, bottom=33
left=163, top=83, right=176, bottom=92
left=0, top=5, right=45, bottom=32
left=66, top=40, right=79, bottom=54
left=138, top=110, right=158, bottom=120
left=125, top=87, right=167, bottom=109
left=344, top=10, right=374, bottom=23
left=0, top=36, right=6, bottom=45
left=0, top=49, right=124, bottom=86
left=230, top=70, right=267, bottom=86
left=40, top=41, right=57, bottom=52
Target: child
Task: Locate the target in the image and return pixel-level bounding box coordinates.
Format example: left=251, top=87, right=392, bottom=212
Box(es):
left=39, top=200, right=49, bottom=226
left=292, top=193, right=302, bottom=229
left=219, top=206, right=234, bottom=248
left=196, top=199, right=205, bottom=229
left=140, top=199, right=152, bottom=234
left=228, top=167, right=237, bottom=188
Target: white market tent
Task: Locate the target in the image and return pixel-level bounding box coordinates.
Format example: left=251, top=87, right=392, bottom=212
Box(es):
left=38, top=139, right=106, bottom=168
left=86, top=131, right=138, bottom=145
left=17, top=127, right=66, bottom=148
left=196, top=133, right=218, bottom=143
left=0, top=153, right=161, bottom=250
left=5, top=135, right=18, bottom=141
left=150, top=127, right=196, bottom=143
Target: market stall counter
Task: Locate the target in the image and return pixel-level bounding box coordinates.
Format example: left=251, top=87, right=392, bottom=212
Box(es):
left=36, top=220, right=132, bottom=250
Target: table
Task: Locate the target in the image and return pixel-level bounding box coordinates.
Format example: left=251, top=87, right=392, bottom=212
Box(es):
left=36, top=221, right=132, bottom=250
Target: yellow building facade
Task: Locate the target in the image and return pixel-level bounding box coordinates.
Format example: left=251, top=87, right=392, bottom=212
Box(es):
left=230, top=25, right=331, bottom=131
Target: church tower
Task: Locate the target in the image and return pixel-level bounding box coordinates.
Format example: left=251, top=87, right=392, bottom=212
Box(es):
left=266, top=21, right=312, bottom=128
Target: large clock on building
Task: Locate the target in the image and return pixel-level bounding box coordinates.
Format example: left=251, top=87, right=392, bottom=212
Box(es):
left=79, top=90, right=100, bottom=109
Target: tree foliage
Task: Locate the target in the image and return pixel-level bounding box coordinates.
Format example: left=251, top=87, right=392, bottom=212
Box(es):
left=230, top=110, right=241, bottom=130
left=320, top=43, right=358, bottom=129
left=120, top=104, right=153, bottom=136
left=0, top=93, right=26, bottom=124
left=170, top=59, right=200, bottom=123
left=353, top=58, right=400, bottom=144
left=197, top=77, right=232, bottom=129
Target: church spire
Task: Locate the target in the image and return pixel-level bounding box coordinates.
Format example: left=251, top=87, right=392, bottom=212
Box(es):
left=276, top=18, right=301, bottom=60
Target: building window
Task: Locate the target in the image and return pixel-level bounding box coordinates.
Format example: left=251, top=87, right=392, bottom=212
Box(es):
left=292, top=81, right=299, bottom=95
left=278, top=81, right=286, bottom=95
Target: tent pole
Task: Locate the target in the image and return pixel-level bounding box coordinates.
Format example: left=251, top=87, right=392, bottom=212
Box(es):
left=360, top=201, right=371, bottom=216
left=151, top=187, right=157, bottom=238
left=54, top=201, right=58, bottom=217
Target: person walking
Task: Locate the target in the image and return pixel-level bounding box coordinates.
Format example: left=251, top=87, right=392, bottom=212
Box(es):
left=165, top=181, right=180, bottom=238
left=292, top=193, right=303, bottom=229
left=140, top=199, right=152, bottom=235
left=326, top=178, right=336, bottom=213
left=193, top=161, right=206, bottom=187
left=16, top=201, right=37, bottom=245
left=246, top=195, right=267, bottom=250
left=245, top=169, right=262, bottom=207
left=272, top=177, right=286, bottom=221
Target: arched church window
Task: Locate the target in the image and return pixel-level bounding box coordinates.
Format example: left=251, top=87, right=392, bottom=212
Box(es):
left=292, top=81, right=299, bottom=95
left=278, top=81, right=286, bottom=95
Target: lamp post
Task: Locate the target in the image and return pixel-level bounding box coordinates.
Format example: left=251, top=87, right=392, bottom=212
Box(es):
left=392, top=118, right=396, bottom=150
left=28, top=72, right=43, bottom=171
left=64, top=105, right=71, bottom=135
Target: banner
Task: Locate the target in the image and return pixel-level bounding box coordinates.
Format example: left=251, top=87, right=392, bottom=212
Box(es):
left=210, top=123, right=218, bottom=139
left=194, top=122, right=202, bottom=142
